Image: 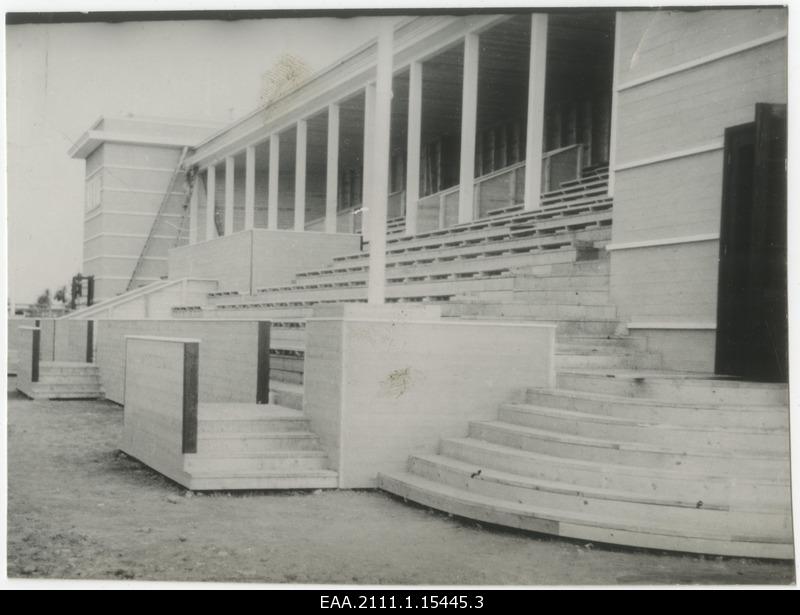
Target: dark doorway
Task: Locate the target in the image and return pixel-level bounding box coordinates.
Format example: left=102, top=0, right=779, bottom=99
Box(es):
left=715, top=103, right=787, bottom=382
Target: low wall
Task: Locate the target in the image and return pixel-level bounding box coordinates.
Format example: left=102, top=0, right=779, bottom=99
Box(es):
left=53, top=320, right=92, bottom=363
left=96, top=319, right=269, bottom=405
left=168, top=229, right=361, bottom=294
left=121, top=336, right=198, bottom=487
left=303, top=304, right=556, bottom=488
left=7, top=318, right=37, bottom=374
left=15, top=326, right=39, bottom=397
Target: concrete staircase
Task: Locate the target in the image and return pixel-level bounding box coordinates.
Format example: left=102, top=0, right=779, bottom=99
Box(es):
left=22, top=361, right=104, bottom=400
left=378, top=371, right=793, bottom=559
left=181, top=403, right=337, bottom=490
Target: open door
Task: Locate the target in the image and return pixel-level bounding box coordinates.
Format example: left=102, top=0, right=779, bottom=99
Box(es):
left=715, top=103, right=787, bottom=382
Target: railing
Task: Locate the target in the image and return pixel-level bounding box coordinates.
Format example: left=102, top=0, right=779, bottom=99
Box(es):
left=304, top=189, right=405, bottom=235
left=416, top=144, right=587, bottom=232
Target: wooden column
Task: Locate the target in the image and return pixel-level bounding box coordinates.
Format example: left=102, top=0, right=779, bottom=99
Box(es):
left=607, top=14, right=622, bottom=198
left=367, top=22, right=393, bottom=305
left=405, top=60, right=423, bottom=236
left=224, top=156, right=235, bottom=234
left=188, top=170, right=199, bottom=244
left=523, top=14, right=548, bottom=211
left=268, top=135, right=280, bottom=229
left=205, top=165, right=216, bottom=239
left=362, top=82, right=376, bottom=241
left=245, top=145, right=255, bottom=230
left=325, top=103, right=340, bottom=234
left=294, top=120, right=308, bottom=231
left=458, top=32, right=480, bottom=225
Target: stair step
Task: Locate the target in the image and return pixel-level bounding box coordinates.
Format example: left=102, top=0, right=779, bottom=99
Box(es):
left=377, top=472, right=792, bottom=559
left=557, top=371, right=789, bottom=405
left=524, top=388, right=790, bottom=430
left=184, top=450, right=329, bottom=472
left=185, top=469, right=338, bottom=491
left=439, top=437, right=790, bottom=511
left=497, top=404, right=788, bottom=454
left=407, top=454, right=791, bottom=536
left=468, top=421, right=788, bottom=478
left=555, top=352, right=662, bottom=370
left=196, top=432, right=322, bottom=454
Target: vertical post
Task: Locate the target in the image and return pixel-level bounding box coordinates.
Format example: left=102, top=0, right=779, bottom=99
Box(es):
left=268, top=135, right=280, bottom=229
left=523, top=14, right=548, bottom=210
left=205, top=165, right=216, bottom=239
left=224, top=156, right=235, bottom=235
left=86, top=320, right=94, bottom=363
left=294, top=120, right=308, bottom=231
left=458, top=32, right=480, bottom=225
left=182, top=341, right=199, bottom=454
left=31, top=327, right=40, bottom=383
left=367, top=21, right=393, bottom=305
left=405, top=61, right=423, bottom=236
left=256, top=321, right=271, bottom=404
left=245, top=145, right=256, bottom=230
left=607, top=13, right=622, bottom=198
left=362, top=82, right=376, bottom=242
left=188, top=170, right=199, bottom=244
left=325, top=103, right=340, bottom=234
left=87, top=276, right=95, bottom=307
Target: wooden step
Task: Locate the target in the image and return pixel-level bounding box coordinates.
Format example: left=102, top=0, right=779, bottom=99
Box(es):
left=377, top=472, right=793, bottom=559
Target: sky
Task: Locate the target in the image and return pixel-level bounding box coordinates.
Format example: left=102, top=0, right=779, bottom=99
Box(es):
left=5, top=15, right=379, bottom=304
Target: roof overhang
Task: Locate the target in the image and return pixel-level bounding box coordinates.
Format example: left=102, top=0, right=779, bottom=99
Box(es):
left=68, top=129, right=202, bottom=159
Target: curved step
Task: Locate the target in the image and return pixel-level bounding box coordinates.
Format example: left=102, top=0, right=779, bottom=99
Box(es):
left=439, top=437, right=790, bottom=511
left=407, top=454, right=792, bottom=538
left=469, top=421, right=788, bottom=478
left=524, top=388, right=789, bottom=430
left=498, top=404, right=789, bottom=454
left=557, top=371, right=788, bottom=405
left=377, top=472, right=793, bottom=559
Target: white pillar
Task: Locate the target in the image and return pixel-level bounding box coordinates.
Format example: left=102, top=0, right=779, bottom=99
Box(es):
left=325, top=103, right=340, bottom=234
left=362, top=82, right=376, bottom=241
left=188, top=170, right=199, bottom=244
left=268, top=135, right=280, bottom=229
left=523, top=14, right=548, bottom=210
left=458, top=32, right=480, bottom=225
left=245, top=145, right=255, bottom=230
left=405, top=61, right=422, bottom=236
left=607, top=13, right=622, bottom=198
left=205, top=165, right=216, bottom=239
left=224, top=156, right=235, bottom=234
left=367, top=22, right=393, bottom=305
left=294, top=120, right=308, bottom=231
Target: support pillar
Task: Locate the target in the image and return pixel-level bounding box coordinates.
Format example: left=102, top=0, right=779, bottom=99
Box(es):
left=458, top=32, right=479, bottom=225
left=268, top=135, right=280, bottom=229
left=362, top=83, right=376, bottom=241
left=224, top=156, right=234, bottom=234
left=294, top=119, right=308, bottom=231
left=205, top=166, right=216, bottom=239
left=245, top=145, right=255, bottom=230
left=367, top=22, right=393, bottom=305
left=325, top=103, right=340, bottom=234
left=405, top=61, right=422, bottom=236
left=188, top=170, right=199, bottom=243
left=523, top=14, right=548, bottom=210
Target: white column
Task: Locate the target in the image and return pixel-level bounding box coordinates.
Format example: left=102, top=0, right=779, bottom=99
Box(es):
left=405, top=60, right=422, bottom=236
left=607, top=13, right=622, bottom=198
left=268, top=135, right=280, bottom=229
left=224, top=156, right=235, bottom=234
left=325, top=103, right=340, bottom=234
left=523, top=14, right=548, bottom=210
left=367, top=21, right=393, bottom=305
left=245, top=146, right=255, bottom=230
left=294, top=120, right=308, bottom=231
left=362, top=82, right=376, bottom=241
left=205, top=165, right=216, bottom=239
left=188, top=170, right=199, bottom=244
left=458, top=32, right=480, bottom=225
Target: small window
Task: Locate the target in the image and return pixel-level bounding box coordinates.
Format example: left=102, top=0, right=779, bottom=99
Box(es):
left=85, top=175, right=102, bottom=212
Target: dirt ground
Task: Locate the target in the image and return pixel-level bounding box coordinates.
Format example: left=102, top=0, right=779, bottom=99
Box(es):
left=5, top=376, right=796, bottom=586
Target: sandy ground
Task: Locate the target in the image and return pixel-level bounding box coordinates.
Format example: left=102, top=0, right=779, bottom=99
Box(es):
left=5, top=376, right=796, bottom=586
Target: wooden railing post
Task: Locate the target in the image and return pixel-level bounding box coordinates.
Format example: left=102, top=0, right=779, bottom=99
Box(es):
left=256, top=321, right=271, bottom=404
left=182, top=341, right=199, bottom=454
left=86, top=320, right=94, bottom=363
left=31, top=327, right=40, bottom=383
